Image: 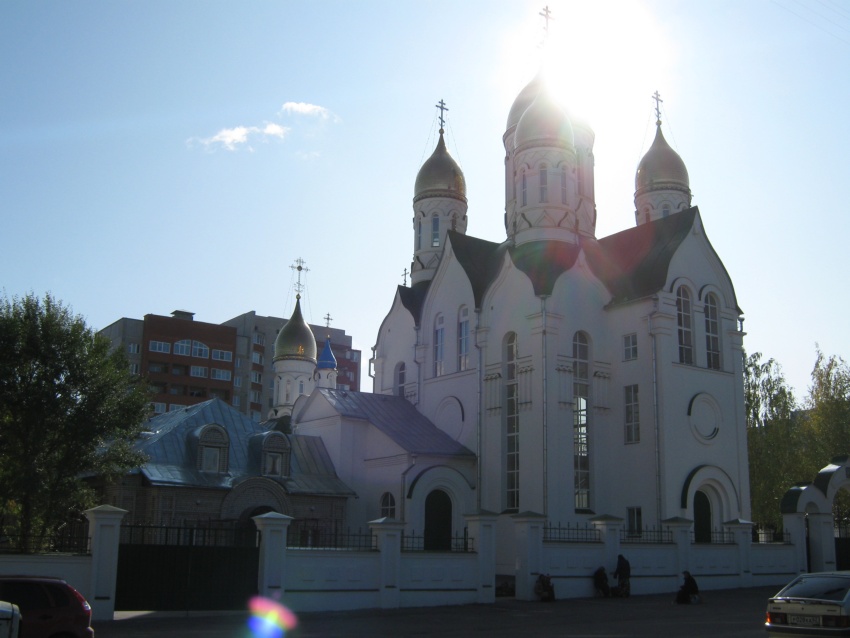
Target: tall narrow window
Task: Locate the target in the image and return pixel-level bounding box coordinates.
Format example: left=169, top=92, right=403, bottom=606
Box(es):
left=539, top=165, right=548, bottom=203
left=625, top=384, right=640, bottom=443
left=417, top=218, right=422, bottom=251
left=431, top=215, right=440, bottom=247
left=505, top=333, right=519, bottom=510
left=458, top=307, right=469, bottom=371
left=627, top=507, right=642, bottom=537
left=433, top=315, right=444, bottom=376
left=560, top=167, right=568, bottom=204
left=677, top=286, right=694, bottom=365
left=623, top=333, right=638, bottom=361
left=380, top=492, right=396, bottom=518
left=395, top=362, right=405, bottom=397
left=704, top=293, right=721, bottom=370
left=521, top=172, right=527, bottom=207
left=573, top=332, right=590, bottom=511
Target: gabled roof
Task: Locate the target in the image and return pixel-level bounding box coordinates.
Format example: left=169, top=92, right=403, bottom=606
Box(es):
left=312, top=388, right=475, bottom=458
left=449, top=231, right=508, bottom=309
left=134, top=398, right=354, bottom=496
left=587, top=207, right=698, bottom=304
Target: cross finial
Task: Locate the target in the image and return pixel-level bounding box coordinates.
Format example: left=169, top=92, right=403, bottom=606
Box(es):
left=435, top=99, right=448, bottom=132
left=652, top=91, right=663, bottom=126
left=290, top=257, right=309, bottom=296
left=540, top=6, right=554, bottom=39
left=324, top=312, right=333, bottom=328
left=402, top=267, right=409, bottom=286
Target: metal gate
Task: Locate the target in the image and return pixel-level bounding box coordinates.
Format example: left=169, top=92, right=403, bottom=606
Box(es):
left=115, top=525, right=259, bottom=611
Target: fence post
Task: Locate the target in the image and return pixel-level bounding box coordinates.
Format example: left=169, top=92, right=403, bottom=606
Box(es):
left=252, top=512, right=293, bottom=601
left=806, top=511, right=837, bottom=573
left=782, top=511, right=808, bottom=575
left=511, top=512, right=546, bottom=601
left=725, top=518, right=753, bottom=588
left=84, top=505, right=127, bottom=622
left=590, top=514, right=623, bottom=580
left=663, top=516, right=693, bottom=584
left=465, top=510, right=499, bottom=603
left=369, top=518, right=405, bottom=609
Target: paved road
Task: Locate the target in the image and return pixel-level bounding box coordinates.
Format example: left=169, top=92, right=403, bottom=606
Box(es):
left=93, top=585, right=779, bottom=638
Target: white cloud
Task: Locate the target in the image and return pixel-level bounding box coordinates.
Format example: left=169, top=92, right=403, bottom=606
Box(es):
left=280, top=101, right=339, bottom=122
left=195, top=123, right=290, bottom=152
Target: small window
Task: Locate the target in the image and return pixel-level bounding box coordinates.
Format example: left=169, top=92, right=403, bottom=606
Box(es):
left=252, top=352, right=265, bottom=365
left=172, top=365, right=185, bottom=376
left=149, top=340, right=170, bottom=354
left=560, top=167, right=568, bottom=204
left=234, top=376, right=242, bottom=388
left=625, top=384, right=640, bottom=443
left=129, top=363, right=140, bottom=375
left=152, top=402, right=166, bottom=414
left=212, top=349, right=233, bottom=362
left=174, top=339, right=191, bottom=356
left=521, top=172, right=527, bottom=207
left=253, top=333, right=266, bottom=346
left=431, top=215, right=440, bottom=247
left=192, top=341, right=209, bottom=358
left=381, top=492, right=396, bottom=518
left=623, top=333, right=638, bottom=361
left=190, top=366, right=208, bottom=378
left=211, top=368, right=232, bottom=381
left=677, top=287, right=694, bottom=365
left=395, top=362, right=406, bottom=397
left=251, top=371, right=263, bottom=384
left=265, top=452, right=282, bottom=476
left=128, top=343, right=140, bottom=354
left=458, top=306, right=470, bottom=372
left=148, top=362, right=167, bottom=374
left=202, top=446, right=220, bottom=472
left=250, top=390, right=262, bottom=403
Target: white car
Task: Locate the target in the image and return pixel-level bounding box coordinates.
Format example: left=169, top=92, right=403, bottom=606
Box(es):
left=766, top=572, right=850, bottom=636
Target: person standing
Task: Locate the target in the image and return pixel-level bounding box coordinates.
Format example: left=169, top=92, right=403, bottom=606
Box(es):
left=675, top=571, right=700, bottom=604
left=613, top=554, right=631, bottom=597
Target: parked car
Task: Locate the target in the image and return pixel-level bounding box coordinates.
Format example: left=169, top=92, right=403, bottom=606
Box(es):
left=0, top=576, right=93, bottom=638
left=766, top=571, right=850, bottom=636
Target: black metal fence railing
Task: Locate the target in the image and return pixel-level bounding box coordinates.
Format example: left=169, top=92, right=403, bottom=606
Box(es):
left=752, top=529, right=791, bottom=544
left=692, top=529, right=736, bottom=544
left=401, top=529, right=475, bottom=553
left=0, top=520, right=91, bottom=555
left=620, top=526, right=674, bottom=544
left=543, top=522, right=601, bottom=543
left=120, top=523, right=259, bottom=547
left=286, top=527, right=377, bottom=551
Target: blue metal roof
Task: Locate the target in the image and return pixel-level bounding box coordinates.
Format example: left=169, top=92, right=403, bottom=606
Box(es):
left=313, top=389, right=475, bottom=458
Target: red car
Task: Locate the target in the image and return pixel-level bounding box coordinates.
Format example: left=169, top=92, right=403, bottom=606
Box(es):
left=0, top=576, right=93, bottom=638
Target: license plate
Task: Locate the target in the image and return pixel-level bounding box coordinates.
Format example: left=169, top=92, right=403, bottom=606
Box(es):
left=789, top=615, right=821, bottom=627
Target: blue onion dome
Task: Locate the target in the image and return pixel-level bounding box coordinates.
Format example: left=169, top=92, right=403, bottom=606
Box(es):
left=514, top=87, right=574, bottom=150
left=273, top=296, right=317, bottom=362
left=635, top=124, right=690, bottom=194
left=414, top=130, right=467, bottom=204
left=506, top=70, right=545, bottom=132
left=317, top=337, right=337, bottom=370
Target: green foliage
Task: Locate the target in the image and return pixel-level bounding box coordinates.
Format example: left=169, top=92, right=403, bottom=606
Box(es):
left=0, top=293, right=149, bottom=547
left=805, top=349, right=850, bottom=463
left=745, top=352, right=802, bottom=530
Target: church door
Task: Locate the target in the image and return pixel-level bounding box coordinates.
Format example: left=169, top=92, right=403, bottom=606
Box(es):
left=424, top=489, right=452, bottom=550
left=693, top=490, right=712, bottom=543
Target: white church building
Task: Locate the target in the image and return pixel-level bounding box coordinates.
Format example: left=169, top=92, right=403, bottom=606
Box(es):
left=269, top=64, right=781, bottom=595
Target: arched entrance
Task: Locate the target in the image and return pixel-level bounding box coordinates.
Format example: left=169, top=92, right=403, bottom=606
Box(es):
left=424, top=489, right=452, bottom=550
left=694, top=490, right=712, bottom=543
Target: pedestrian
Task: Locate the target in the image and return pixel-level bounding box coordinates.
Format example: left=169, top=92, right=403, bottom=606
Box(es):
left=613, top=554, right=631, bottom=597
left=593, top=566, right=611, bottom=598
left=534, top=573, right=555, bottom=601
left=675, top=570, right=700, bottom=604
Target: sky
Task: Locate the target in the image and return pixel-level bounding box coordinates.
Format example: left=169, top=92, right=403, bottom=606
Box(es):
left=2, top=0, right=849, bottom=402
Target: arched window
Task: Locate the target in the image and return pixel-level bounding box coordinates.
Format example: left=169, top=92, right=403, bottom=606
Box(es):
left=433, top=314, right=444, bottom=376
left=198, top=425, right=229, bottom=473
left=395, top=362, right=405, bottom=397
left=505, top=332, right=519, bottom=510
left=662, top=203, right=671, bottom=218
left=539, top=164, right=548, bottom=203
left=521, top=172, right=527, bottom=207
left=677, top=287, right=694, bottom=365
left=560, top=166, right=568, bottom=204
left=416, top=218, right=422, bottom=251
left=457, top=306, right=469, bottom=372
left=431, top=214, right=440, bottom=247
left=380, top=492, right=396, bottom=518
left=704, top=293, right=721, bottom=370
left=573, top=332, right=590, bottom=511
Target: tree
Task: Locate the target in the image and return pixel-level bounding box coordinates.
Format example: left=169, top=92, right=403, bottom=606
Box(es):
left=744, top=352, right=801, bottom=531
left=0, top=293, right=149, bottom=550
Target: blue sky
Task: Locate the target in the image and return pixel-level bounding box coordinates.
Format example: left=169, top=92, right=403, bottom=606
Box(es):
left=2, top=0, right=848, bottom=401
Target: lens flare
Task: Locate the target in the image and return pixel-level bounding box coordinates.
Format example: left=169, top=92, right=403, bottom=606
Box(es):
left=247, top=596, right=298, bottom=638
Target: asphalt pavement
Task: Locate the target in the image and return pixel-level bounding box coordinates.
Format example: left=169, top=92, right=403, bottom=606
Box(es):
left=92, top=584, right=780, bottom=638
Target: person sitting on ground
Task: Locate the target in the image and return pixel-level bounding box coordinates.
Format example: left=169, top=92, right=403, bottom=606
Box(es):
left=675, top=570, right=700, bottom=604
left=534, top=573, right=555, bottom=602
left=612, top=554, right=631, bottom=597
left=593, top=566, right=611, bottom=598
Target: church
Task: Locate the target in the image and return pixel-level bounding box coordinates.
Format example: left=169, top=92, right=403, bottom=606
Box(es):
left=279, top=65, right=750, bottom=577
